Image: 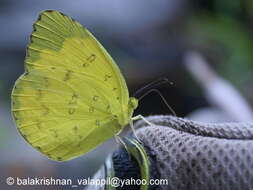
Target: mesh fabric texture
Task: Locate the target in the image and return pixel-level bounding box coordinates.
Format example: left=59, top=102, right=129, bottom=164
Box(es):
left=135, top=115, right=253, bottom=190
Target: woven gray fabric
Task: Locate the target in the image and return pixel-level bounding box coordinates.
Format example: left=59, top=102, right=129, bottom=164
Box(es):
left=135, top=115, right=253, bottom=190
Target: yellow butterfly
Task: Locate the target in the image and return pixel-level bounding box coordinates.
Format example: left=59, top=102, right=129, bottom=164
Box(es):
left=11, top=10, right=147, bottom=161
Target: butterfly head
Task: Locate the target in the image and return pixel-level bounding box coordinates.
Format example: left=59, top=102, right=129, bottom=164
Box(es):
left=127, top=97, right=138, bottom=122
left=115, top=97, right=138, bottom=127
left=128, top=97, right=138, bottom=110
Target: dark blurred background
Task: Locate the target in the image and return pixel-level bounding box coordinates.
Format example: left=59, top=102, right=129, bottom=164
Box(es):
left=1, top=0, right=253, bottom=189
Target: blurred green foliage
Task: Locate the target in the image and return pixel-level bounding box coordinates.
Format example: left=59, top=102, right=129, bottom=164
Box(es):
left=187, top=0, right=253, bottom=100
left=188, top=14, right=253, bottom=86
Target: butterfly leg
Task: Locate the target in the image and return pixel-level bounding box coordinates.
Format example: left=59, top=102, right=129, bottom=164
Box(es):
left=132, top=115, right=153, bottom=126
left=114, top=135, right=130, bottom=154
left=129, top=119, right=141, bottom=142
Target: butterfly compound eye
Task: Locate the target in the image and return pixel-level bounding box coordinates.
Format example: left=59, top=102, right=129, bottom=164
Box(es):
left=129, top=97, right=138, bottom=109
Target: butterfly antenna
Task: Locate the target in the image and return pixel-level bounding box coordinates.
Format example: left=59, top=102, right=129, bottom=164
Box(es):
left=133, top=78, right=176, bottom=116
left=133, top=78, right=172, bottom=98
left=138, top=88, right=177, bottom=117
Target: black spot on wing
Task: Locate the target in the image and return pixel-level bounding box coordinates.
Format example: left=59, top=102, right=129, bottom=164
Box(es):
left=89, top=106, right=94, bottom=113
left=73, top=126, right=78, bottom=132
left=95, top=120, right=100, bottom=126
left=86, top=54, right=96, bottom=63
left=93, top=95, right=99, bottom=101
left=68, top=108, right=75, bottom=115
left=68, top=93, right=78, bottom=115
left=63, top=70, right=72, bottom=81
left=104, top=74, right=112, bottom=81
